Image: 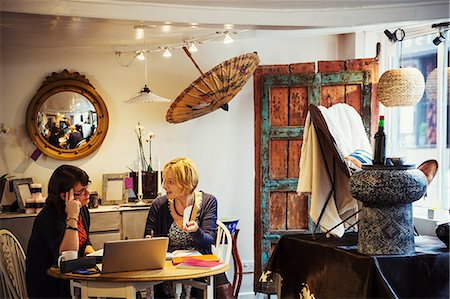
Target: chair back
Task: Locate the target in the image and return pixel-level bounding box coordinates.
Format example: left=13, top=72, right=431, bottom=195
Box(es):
left=0, top=229, right=28, bottom=299
left=214, top=220, right=232, bottom=264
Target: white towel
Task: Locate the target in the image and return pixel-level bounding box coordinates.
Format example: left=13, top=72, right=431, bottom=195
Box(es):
left=297, top=104, right=371, bottom=237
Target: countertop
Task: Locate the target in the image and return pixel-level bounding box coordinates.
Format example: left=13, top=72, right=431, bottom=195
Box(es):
left=0, top=203, right=151, bottom=219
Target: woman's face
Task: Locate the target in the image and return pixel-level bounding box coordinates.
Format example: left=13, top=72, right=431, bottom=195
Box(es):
left=163, top=171, right=186, bottom=200
left=73, top=181, right=91, bottom=206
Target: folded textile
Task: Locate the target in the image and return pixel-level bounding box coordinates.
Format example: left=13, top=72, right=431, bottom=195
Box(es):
left=297, top=104, right=371, bottom=237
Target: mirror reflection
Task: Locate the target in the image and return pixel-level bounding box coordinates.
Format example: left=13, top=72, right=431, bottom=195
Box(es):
left=38, top=92, right=97, bottom=149
left=26, top=69, right=109, bottom=161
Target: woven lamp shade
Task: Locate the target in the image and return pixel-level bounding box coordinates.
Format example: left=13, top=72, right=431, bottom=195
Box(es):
left=376, top=68, right=425, bottom=107
left=425, top=67, right=450, bottom=102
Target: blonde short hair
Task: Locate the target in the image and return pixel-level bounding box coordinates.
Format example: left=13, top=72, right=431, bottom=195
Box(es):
left=163, top=157, right=199, bottom=193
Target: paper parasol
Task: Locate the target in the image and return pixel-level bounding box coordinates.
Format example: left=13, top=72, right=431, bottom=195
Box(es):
left=166, top=49, right=260, bottom=123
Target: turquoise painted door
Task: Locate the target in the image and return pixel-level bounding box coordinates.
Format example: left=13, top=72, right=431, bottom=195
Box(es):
left=254, top=59, right=378, bottom=294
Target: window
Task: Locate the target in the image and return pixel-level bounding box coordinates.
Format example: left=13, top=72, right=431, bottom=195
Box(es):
left=387, top=29, right=449, bottom=212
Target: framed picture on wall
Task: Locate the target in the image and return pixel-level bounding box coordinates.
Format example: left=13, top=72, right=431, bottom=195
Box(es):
left=102, top=173, right=128, bottom=205
left=11, top=178, right=33, bottom=211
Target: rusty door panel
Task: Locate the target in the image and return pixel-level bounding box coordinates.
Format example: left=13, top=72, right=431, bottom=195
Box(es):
left=290, top=62, right=315, bottom=73
left=270, top=192, right=287, bottom=230
left=289, top=87, right=309, bottom=126
left=287, top=193, right=309, bottom=229
left=288, top=140, right=302, bottom=178
left=318, top=60, right=345, bottom=72
left=269, top=87, right=289, bottom=126
left=346, top=85, right=363, bottom=112
left=320, top=85, right=346, bottom=107
left=269, top=140, right=288, bottom=179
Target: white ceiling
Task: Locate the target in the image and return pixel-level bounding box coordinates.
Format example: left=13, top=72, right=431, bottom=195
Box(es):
left=1, top=0, right=449, bottom=51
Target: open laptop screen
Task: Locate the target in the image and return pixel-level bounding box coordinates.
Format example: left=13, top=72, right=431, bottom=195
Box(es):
left=101, top=237, right=169, bottom=273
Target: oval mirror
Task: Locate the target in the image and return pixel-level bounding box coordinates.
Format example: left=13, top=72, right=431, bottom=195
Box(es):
left=26, top=70, right=109, bottom=160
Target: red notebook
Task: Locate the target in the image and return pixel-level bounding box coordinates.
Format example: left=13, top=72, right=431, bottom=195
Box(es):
left=175, top=257, right=225, bottom=270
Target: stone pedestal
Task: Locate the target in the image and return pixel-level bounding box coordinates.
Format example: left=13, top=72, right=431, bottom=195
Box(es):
left=349, top=165, right=427, bottom=255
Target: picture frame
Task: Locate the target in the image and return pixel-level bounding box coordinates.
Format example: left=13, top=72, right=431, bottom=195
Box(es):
left=102, top=173, right=128, bottom=205
left=11, top=178, right=33, bottom=211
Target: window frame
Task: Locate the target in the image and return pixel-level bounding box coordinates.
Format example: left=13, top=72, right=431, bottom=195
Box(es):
left=383, top=26, right=449, bottom=212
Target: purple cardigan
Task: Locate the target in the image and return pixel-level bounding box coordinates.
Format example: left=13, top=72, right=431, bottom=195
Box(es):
left=144, top=192, right=218, bottom=254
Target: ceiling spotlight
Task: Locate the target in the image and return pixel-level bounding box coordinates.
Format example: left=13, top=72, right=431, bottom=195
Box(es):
left=433, top=32, right=445, bottom=46
left=163, top=48, right=172, bottom=57
left=134, top=26, right=145, bottom=40
left=136, top=51, right=145, bottom=61
left=223, top=32, right=234, bottom=44
left=384, top=28, right=405, bottom=43
left=384, top=29, right=396, bottom=42
left=188, top=43, right=198, bottom=53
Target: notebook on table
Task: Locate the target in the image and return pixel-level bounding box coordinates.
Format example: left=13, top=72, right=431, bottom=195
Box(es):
left=95, top=237, right=169, bottom=273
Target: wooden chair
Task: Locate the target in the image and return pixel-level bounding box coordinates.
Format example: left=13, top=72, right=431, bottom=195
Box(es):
left=0, top=229, right=28, bottom=299
left=231, top=229, right=243, bottom=297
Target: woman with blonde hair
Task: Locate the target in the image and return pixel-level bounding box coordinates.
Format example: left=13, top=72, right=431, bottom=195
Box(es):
left=144, top=157, right=233, bottom=298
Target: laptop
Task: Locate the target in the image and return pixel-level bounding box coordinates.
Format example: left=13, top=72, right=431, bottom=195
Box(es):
left=100, top=237, right=169, bottom=273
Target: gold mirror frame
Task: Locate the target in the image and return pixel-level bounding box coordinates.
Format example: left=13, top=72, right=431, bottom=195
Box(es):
left=26, top=70, right=109, bottom=160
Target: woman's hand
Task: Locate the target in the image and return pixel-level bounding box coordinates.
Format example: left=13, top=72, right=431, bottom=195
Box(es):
left=65, top=188, right=81, bottom=219
left=183, top=221, right=199, bottom=233
left=145, top=229, right=154, bottom=238
left=84, top=245, right=95, bottom=255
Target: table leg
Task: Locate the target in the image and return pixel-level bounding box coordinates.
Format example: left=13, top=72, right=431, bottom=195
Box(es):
left=145, top=286, right=154, bottom=299
left=174, top=282, right=182, bottom=299
left=125, top=286, right=136, bottom=299
left=80, top=282, right=88, bottom=299
left=207, top=275, right=214, bottom=299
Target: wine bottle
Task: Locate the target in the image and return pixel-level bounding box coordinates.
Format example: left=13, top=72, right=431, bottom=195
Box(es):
left=373, top=116, right=386, bottom=165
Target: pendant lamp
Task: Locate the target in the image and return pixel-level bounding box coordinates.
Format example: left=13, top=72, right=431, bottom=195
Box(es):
left=123, top=29, right=170, bottom=104
left=425, top=67, right=450, bottom=103
left=377, top=28, right=425, bottom=107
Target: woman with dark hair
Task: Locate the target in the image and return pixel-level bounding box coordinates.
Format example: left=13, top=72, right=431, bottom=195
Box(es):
left=26, top=165, right=94, bottom=298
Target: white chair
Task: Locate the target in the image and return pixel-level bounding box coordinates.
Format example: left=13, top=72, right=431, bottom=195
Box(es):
left=172, top=219, right=233, bottom=299
left=213, top=220, right=232, bottom=265
left=0, top=229, right=28, bottom=299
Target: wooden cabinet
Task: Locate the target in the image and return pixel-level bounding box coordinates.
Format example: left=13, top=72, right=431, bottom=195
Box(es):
left=0, top=206, right=150, bottom=251
left=0, top=216, right=36, bottom=251
left=121, top=210, right=149, bottom=240
left=89, top=211, right=122, bottom=249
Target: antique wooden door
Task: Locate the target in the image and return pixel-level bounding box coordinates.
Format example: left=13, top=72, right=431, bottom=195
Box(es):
left=253, top=58, right=379, bottom=293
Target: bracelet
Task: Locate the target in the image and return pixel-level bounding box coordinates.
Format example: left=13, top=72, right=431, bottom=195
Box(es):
left=66, top=225, right=79, bottom=231
left=66, top=217, right=77, bottom=222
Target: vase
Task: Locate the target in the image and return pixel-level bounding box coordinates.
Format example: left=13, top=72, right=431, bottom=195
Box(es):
left=349, top=165, right=427, bottom=255
left=130, top=171, right=159, bottom=200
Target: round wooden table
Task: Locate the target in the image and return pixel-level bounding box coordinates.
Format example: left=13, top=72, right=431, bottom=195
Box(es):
left=48, top=260, right=229, bottom=299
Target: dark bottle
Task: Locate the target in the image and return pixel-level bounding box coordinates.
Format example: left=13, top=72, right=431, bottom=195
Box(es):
left=373, top=115, right=386, bottom=165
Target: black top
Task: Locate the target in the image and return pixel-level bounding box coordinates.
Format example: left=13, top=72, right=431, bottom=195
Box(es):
left=26, top=204, right=91, bottom=299
left=68, top=131, right=83, bottom=149
left=144, top=192, right=217, bottom=254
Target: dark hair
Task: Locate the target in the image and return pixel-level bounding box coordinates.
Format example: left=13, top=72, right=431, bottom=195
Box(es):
left=46, top=165, right=90, bottom=216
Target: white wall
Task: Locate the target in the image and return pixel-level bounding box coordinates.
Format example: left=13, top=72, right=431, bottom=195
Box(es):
left=1, top=33, right=349, bottom=295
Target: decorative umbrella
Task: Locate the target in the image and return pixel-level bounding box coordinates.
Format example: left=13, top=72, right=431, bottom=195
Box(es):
left=166, top=49, right=260, bottom=123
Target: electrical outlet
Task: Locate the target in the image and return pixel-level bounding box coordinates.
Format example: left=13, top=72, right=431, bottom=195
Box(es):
left=242, top=260, right=254, bottom=273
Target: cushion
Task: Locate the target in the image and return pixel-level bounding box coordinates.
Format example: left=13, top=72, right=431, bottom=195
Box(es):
left=345, top=149, right=372, bottom=172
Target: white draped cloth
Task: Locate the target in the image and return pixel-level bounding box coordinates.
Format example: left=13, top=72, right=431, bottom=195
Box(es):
left=297, top=103, right=371, bottom=237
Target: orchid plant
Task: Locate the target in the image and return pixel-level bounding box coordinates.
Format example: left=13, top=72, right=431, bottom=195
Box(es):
left=134, top=122, right=155, bottom=172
